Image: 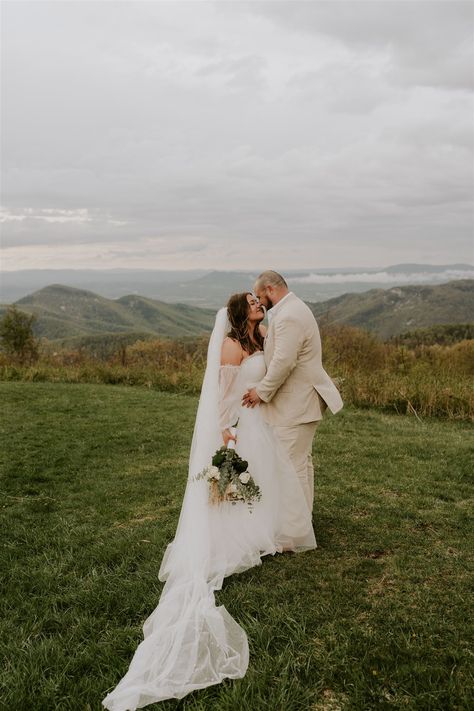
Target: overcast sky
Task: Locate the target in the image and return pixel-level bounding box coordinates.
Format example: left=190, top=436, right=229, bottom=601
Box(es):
left=1, top=0, right=473, bottom=272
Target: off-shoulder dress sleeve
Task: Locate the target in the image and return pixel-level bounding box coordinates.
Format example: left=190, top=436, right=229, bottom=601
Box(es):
left=218, top=365, right=241, bottom=431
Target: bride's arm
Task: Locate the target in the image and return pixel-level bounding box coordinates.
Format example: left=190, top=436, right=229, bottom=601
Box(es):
left=219, top=338, right=243, bottom=446
left=221, top=337, right=243, bottom=367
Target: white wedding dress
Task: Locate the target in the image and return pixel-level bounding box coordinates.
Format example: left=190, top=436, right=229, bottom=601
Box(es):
left=102, top=310, right=316, bottom=711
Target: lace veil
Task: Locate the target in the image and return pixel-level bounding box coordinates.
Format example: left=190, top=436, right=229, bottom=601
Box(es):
left=102, top=308, right=248, bottom=711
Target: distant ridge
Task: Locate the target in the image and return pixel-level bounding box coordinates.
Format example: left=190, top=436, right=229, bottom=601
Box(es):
left=1, top=263, right=472, bottom=306
left=383, top=263, right=473, bottom=273
left=1, top=279, right=472, bottom=342
left=7, top=284, right=215, bottom=340
left=308, top=279, right=474, bottom=339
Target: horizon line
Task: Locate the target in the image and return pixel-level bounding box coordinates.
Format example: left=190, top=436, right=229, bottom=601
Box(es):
left=1, top=262, right=473, bottom=274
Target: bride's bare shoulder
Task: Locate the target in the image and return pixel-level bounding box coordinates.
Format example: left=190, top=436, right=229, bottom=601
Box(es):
left=221, top=337, right=243, bottom=366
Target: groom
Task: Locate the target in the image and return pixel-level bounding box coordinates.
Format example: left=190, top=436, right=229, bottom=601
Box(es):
left=242, top=270, right=343, bottom=511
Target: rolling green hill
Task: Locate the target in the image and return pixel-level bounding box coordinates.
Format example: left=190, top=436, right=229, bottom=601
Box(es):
left=3, top=284, right=215, bottom=341
left=309, top=279, right=474, bottom=339
left=1, top=279, right=472, bottom=343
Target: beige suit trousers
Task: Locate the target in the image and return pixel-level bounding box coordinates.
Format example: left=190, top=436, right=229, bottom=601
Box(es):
left=273, top=420, right=320, bottom=511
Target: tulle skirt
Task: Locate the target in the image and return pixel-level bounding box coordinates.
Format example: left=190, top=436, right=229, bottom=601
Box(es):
left=102, top=404, right=315, bottom=711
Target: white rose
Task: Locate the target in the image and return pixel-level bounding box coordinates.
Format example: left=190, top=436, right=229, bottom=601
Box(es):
left=209, top=466, right=220, bottom=480
left=239, top=472, right=250, bottom=484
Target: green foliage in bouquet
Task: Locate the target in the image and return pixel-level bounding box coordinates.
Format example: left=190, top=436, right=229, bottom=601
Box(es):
left=196, top=446, right=261, bottom=510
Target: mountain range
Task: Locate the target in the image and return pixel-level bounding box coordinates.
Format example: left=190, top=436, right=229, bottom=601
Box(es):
left=10, top=285, right=215, bottom=341
left=309, top=279, right=474, bottom=340
left=1, top=279, right=472, bottom=344
left=1, top=263, right=472, bottom=307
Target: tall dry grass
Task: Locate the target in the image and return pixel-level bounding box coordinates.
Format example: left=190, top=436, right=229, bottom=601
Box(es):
left=0, top=338, right=208, bottom=393
left=1, top=327, right=472, bottom=420
left=321, top=325, right=473, bottom=420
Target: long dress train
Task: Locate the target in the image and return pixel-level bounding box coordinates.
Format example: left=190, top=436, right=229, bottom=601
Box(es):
left=102, top=314, right=315, bottom=710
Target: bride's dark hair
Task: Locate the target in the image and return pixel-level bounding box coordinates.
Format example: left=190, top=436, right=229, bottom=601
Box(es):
left=226, top=292, right=264, bottom=355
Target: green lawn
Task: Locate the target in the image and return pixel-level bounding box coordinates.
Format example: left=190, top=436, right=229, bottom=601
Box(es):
left=1, top=382, right=473, bottom=711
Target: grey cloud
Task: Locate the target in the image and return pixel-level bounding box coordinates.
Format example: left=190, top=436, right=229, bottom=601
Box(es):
left=289, top=269, right=474, bottom=285
left=1, top=1, right=473, bottom=270
left=251, top=0, right=474, bottom=91
left=104, top=239, right=210, bottom=260
left=287, top=62, right=391, bottom=114
left=195, top=54, right=267, bottom=91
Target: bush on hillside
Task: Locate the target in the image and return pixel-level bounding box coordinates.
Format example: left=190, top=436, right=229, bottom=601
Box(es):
left=390, top=323, right=474, bottom=347
left=0, top=306, right=39, bottom=364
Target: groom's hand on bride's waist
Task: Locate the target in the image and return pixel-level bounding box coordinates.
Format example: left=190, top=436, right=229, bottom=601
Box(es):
left=242, top=388, right=262, bottom=408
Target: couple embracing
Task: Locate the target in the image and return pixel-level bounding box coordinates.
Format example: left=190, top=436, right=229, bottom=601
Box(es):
left=103, top=271, right=343, bottom=711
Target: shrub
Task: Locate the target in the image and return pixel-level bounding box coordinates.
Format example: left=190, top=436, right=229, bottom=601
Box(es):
left=0, top=306, right=39, bottom=364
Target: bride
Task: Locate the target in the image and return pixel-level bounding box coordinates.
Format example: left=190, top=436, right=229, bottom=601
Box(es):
left=102, top=292, right=316, bottom=711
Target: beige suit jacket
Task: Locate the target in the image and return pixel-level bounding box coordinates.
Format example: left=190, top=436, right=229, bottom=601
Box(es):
left=256, top=292, right=343, bottom=426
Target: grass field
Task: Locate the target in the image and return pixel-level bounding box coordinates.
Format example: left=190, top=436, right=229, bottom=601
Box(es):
left=1, top=382, right=473, bottom=710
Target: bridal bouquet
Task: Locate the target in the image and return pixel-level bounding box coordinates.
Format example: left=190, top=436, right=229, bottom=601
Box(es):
left=195, top=437, right=261, bottom=510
